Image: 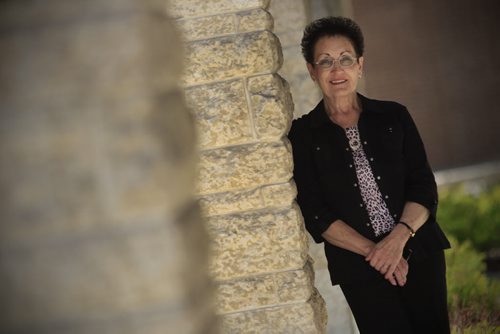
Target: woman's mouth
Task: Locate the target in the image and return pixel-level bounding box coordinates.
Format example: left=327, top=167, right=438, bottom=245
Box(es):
left=329, top=79, right=348, bottom=85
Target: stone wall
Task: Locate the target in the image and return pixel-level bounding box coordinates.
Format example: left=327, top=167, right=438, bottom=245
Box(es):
left=0, top=1, right=214, bottom=333
left=171, top=0, right=327, bottom=332
left=269, top=1, right=359, bottom=333
left=269, top=0, right=321, bottom=118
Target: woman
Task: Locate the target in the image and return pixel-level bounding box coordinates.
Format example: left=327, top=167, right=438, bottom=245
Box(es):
left=288, top=16, right=451, bottom=333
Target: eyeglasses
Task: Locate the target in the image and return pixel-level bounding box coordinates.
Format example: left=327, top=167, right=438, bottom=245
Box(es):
left=314, top=54, right=357, bottom=69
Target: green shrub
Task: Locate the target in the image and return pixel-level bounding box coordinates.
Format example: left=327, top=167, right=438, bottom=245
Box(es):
left=445, top=236, right=500, bottom=330
left=438, top=183, right=500, bottom=252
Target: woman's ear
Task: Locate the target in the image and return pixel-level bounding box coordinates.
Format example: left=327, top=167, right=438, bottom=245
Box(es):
left=358, top=56, right=364, bottom=75
left=306, top=62, right=316, bottom=82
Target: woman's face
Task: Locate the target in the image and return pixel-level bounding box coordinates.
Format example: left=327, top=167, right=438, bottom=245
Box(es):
left=307, top=35, right=364, bottom=99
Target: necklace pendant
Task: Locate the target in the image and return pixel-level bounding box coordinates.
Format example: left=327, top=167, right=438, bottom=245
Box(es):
left=349, top=138, right=360, bottom=151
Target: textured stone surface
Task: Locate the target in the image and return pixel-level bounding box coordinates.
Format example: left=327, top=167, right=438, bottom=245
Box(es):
left=215, top=261, right=315, bottom=314
left=199, top=181, right=297, bottom=217
left=0, top=1, right=214, bottom=333
left=206, top=205, right=309, bottom=281
left=196, top=141, right=293, bottom=195
left=281, top=47, right=322, bottom=116
left=220, top=289, right=327, bottom=333
left=183, top=31, right=282, bottom=86
left=1, top=209, right=207, bottom=329
left=268, top=0, right=307, bottom=47
left=177, top=9, right=272, bottom=41
left=269, top=0, right=322, bottom=117
left=248, top=74, right=294, bottom=139
left=174, top=0, right=327, bottom=332
left=237, top=8, right=273, bottom=34
left=168, top=0, right=270, bottom=19
left=185, top=78, right=253, bottom=149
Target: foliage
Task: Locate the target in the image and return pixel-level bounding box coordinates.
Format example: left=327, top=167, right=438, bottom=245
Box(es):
left=445, top=236, right=500, bottom=331
left=438, top=183, right=500, bottom=252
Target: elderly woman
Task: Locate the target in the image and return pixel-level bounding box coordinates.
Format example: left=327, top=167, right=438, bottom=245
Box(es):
left=288, top=16, right=451, bottom=333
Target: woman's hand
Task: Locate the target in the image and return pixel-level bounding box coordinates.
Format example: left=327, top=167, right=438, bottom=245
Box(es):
left=365, top=225, right=410, bottom=284
left=388, top=258, right=409, bottom=286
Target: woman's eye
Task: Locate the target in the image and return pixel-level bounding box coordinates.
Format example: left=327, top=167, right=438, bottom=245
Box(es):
left=318, top=59, right=332, bottom=67
left=339, top=56, right=354, bottom=66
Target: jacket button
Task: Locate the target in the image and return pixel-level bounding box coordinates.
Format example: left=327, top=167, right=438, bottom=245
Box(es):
left=349, top=164, right=353, bottom=168
left=388, top=127, right=393, bottom=132
left=366, top=223, right=370, bottom=227
left=376, top=176, right=381, bottom=180
left=385, top=195, right=389, bottom=199
left=354, top=183, right=358, bottom=187
left=314, top=215, right=319, bottom=220
left=345, top=147, right=350, bottom=151
left=370, top=157, right=374, bottom=162
left=393, top=214, right=397, bottom=218
left=359, top=203, right=363, bottom=207
left=316, top=146, right=320, bottom=151
left=363, top=141, right=368, bottom=145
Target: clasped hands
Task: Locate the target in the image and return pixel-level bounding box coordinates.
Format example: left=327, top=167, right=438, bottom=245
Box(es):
left=365, top=229, right=410, bottom=286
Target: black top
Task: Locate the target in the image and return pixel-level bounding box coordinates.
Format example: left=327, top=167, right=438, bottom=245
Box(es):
left=288, top=93, right=450, bottom=285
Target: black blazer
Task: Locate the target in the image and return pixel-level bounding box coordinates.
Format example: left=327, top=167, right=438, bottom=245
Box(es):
left=288, top=94, right=450, bottom=285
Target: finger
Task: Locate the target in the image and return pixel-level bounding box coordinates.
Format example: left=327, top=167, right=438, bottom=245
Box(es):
left=386, top=262, right=398, bottom=277
left=380, top=265, right=387, bottom=274
left=399, top=260, right=409, bottom=276
left=400, top=258, right=408, bottom=270
left=374, top=260, right=385, bottom=272
left=403, top=260, right=410, bottom=274
left=370, top=254, right=386, bottom=269
left=386, top=273, right=397, bottom=286
left=394, top=270, right=406, bottom=286
left=398, top=269, right=407, bottom=286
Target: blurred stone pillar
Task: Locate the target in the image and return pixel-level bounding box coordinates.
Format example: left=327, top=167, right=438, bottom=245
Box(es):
left=171, top=0, right=327, bottom=332
left=0, top=1, right=214, bottom=333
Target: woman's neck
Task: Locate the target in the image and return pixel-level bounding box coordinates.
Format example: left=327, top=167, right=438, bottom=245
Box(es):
left=323, top=93, right=361, bottom=128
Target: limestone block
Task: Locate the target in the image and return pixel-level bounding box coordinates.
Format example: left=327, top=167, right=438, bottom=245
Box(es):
left=1, top=91, right=197, bottom=242
left=176, top=9, right=272, bottom=42
left=198, top=181, right=297, bottom=217
left=215, top=261, right=315, bottom=314
left=0, top=0, right=168, bottom=27
left=260, top=180, right=297, bottom=207
left=220, top=292, right=326, bottom=333
left=185, top=79, right=254, bottom=149
left=176, top=14, right=234, bottom=41
left=168, top=0, right=270, bottom=19
left=183, top=31, right=282, bottom=86
left=280, top=47, right=322, bottom=116
left=0, top=207, right=212, bottom=332
left=268, top=0, right=307, bottom=47
left=0, top=0, right=215, bottom=333
left=248, top=74, right=294, bottom=140
left=206, top=205, right=309, bottom=280
left=237, top=8, right=273, bottom=33
left=196, top=140, right=292, bottom=195
left=0, top=7, right=183, bottom=113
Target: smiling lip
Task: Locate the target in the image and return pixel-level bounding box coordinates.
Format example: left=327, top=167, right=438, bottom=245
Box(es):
left=330, top=79, right=348, bottom=85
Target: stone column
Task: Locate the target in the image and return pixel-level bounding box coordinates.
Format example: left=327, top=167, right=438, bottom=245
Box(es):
left=171, top=0, right=327, bottom=332
left=269, top=1, right=359, bottom=333
left=0, top=1, right=214, bottom=333
left=269, top=0, right=321, bottom=118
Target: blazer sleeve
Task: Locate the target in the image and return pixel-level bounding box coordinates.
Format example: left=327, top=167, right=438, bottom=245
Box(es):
left=400, top=107, right=438, bottom=217
left=288, top=120, right=340, bottom=243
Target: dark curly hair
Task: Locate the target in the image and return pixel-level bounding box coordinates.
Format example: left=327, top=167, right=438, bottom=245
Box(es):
left=301, top=16, right=364, bottom=64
